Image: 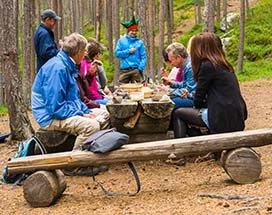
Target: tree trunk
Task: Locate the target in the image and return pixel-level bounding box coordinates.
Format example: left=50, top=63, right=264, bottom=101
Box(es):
left=95, top=0, right=102, bottom=41
left=220, top=148, right=261, bottom=184
left=22, top=0, right=35, bottom=109
left=195, top=0, right=202, bottom=24
left=23, top=170, right=66, bottom=207
left=148, top=0, right=155, bottom=81
left=237, top=0, right=245, bottom=72
left=157, top=0, right=166, bottom=77
left=8, top=128, right=272, bottom=174
left=1, top=0, right=34, bottom=140
left=105, top=0, right=114, bottom=62
left=167, top=0, right=174, bottom=44
left=203, top=0, right=215, bottom=32
left=137, top=0, right=148, bottom=80
left=112, top=0, right=120, bottom=87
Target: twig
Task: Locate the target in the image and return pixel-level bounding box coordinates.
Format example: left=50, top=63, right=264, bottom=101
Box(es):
left=223, top=206, right=259, bottom=214
left=198, top=193, right=262, bottom=201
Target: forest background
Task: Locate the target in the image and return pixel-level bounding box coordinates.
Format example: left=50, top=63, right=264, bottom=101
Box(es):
left=0, top=0, right=272, bottom=140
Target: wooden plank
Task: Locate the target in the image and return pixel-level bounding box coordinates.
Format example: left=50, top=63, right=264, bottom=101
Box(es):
left=7, top=128, right=272, bottom=174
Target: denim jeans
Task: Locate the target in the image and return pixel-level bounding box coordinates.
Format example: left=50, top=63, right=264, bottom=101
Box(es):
left=171, top=97, right=194, bottom=109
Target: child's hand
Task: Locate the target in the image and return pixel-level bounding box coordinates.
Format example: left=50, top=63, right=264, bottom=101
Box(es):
left=160, top=67, right=169, bottom=77
left=161, top=77, right=172, bottom=86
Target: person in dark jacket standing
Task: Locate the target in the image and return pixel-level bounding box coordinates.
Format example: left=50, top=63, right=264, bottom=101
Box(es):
left=34, top=9, right=61, bottom=72
left=172, top=32, right=247, bottom=138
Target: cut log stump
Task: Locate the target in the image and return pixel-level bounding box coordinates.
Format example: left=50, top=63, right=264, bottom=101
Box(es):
left=220, top=147, right=262, bottom=184
left=23, top=169, right=66, bottom=207
left=35, top=128, right=76, bottom=153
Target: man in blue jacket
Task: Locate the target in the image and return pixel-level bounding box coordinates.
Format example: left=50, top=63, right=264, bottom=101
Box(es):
left=32, top=33, right=101, bottom=151
left=115, top=16, right=147, bottom=84
left=34, top=9, right=61, bottom=72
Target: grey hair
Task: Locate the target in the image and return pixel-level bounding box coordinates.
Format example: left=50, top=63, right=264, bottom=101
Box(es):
left=62, top=33, right=87, bottom=57
left=166, top=42, right=188, bottom=58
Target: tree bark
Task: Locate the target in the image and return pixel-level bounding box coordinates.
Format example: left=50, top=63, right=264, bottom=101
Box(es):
left=237, top=0, right=245, bottom=72
left=8, top=128, right=272, bottom=174
left=220, top=147, right=261, bottom=184
left=157, top=0, right=166, bottom=77
left=23, top=170, right=66, bottom=207
left=1, top=0, right=34, bottom=140
left=22, top=0, right=35, bottom=109
left=203, top=0, right=215, bottom=32
left=112, top=0, right=120, bottom=86
left=105, top=0, right=113, bottom=62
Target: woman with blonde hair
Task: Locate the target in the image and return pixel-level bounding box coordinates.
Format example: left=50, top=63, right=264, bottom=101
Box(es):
left=172, top=32, right=247, bottom=138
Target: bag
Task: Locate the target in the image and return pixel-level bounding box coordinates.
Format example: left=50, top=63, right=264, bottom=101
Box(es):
left=82, top=128, right=141, bottom=196
left=1, top=136, right=46, bottom=185
left=82, top=128, right=129, bottom=153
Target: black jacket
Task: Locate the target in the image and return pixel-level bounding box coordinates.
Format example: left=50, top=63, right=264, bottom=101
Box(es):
left=194, top=60, right=247, bottom=133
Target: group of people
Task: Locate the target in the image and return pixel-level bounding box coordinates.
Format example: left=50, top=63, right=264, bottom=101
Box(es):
left=161, top=34, right=247, bottom=138
left=31, top=9, right=248, bottom=174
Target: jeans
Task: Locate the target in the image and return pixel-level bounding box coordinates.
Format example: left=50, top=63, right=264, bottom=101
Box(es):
left=171, top=97, right=194, bottom=109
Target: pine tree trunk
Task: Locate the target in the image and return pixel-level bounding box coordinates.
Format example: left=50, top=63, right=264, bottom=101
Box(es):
left=112, top=0, right=120, bottom=86
left=237, top=0, right=245, bottom=72
left=1, top=0, right=34, bottom=140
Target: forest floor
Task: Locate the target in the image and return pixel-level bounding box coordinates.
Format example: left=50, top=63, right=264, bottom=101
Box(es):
left=0, top=78, right=272, bottom=215
left=1, top=0, right=269, bottom=214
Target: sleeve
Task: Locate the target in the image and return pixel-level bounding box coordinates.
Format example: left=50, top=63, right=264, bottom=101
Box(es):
left=193, top=61, right=214, bottom=108
left=38, top=32, right=59, bottom=61
left=114, top=38, right=130, bottom=59
left=138, top=41, right=147, bottom=72
left=97, top=66, right=107, bottom=89
left=171, top=66, right=196, bottom=93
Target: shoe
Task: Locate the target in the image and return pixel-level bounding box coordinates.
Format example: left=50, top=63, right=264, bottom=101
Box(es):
left=63, top=165, right=109, bottom=176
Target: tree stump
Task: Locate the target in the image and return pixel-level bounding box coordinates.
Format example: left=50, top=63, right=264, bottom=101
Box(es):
left=220, top=147, right=262, bottom=184
left=23, top=169, right=66, bottom=207
left=35, top=128, right=76, bottom=153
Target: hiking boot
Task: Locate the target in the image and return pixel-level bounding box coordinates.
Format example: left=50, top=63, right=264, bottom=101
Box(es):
left=63, top=165, right=109, bottom=176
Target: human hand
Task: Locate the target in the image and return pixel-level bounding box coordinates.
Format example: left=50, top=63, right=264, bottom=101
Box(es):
left=58, top=39, right=63, bottom=49
left=181, top=89, right=189, bottom=98
left=161, top=77, right=172, bottom=86
left=160, top=67, right=169, bottom=77
left=129, top=47, right=136, bottom=53
left=83, top=113, right=96, bottom=119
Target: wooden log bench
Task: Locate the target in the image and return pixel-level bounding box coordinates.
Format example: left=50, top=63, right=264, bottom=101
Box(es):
left=7, top=128, right=272, bottom=207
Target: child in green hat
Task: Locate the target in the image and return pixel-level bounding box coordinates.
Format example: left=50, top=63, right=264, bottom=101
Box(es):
left=114, top=16, right=147, bottom=84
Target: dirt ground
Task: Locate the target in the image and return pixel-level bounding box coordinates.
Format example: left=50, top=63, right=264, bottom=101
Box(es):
left=0, top=78, right=272, bottom=215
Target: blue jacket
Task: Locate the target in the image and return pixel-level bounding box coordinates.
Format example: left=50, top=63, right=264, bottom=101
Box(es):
left=31, top=50, right=90, bottom=127
left=34, top=23, right=59, bottom=72
left=170, top=57, right=197, bottom=98
left=114, top=35, right=147, bottom=72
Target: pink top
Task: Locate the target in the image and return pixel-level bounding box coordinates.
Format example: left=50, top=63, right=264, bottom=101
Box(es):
left=79, top=59, right=103, bottom=100
left=175, top=67, right=183, bottom=82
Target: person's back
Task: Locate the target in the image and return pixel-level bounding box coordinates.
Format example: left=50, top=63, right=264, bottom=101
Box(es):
left=33, top=9, right=61, bottom=72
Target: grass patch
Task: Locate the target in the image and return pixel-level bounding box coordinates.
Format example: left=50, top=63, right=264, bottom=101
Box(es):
left=0, top=105, right=8, bottom=114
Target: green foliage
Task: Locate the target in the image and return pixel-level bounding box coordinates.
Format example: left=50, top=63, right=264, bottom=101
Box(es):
left=236, top=60, right=272, bottom=82
left=0, top=105, right=8, bottom=114
left=222, top=0, right=272, bottom=81
left=81, top=0, right=272, bottom=83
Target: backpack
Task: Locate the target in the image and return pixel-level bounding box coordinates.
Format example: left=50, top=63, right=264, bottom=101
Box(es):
left=1, top=136, right=46, bottom=185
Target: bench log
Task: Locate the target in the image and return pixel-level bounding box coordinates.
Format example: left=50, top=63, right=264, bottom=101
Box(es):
left=8, top=128, right=272, bottom=175
left=23, top=169, right=66, bottom=207
left=220, top=147, right=261, bottom=184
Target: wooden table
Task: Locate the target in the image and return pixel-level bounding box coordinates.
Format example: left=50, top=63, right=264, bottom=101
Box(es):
left=106, top=99, right=174, bottom=143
